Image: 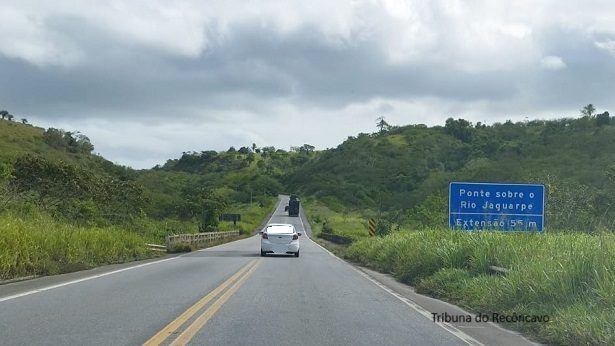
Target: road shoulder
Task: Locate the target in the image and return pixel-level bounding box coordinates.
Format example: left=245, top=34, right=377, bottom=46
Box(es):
left=357, top=266, right=541, bottom=346
left=310, top=237, right=541, bottom=346
left=0, top=254, right=181, bottom=300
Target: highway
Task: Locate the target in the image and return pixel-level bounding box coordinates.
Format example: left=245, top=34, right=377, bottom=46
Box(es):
left=0, top=197, right=532, bottom=345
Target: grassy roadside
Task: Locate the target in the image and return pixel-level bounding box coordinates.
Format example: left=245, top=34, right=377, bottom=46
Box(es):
left=303, top=199, right=370, bottom=240
left=217, top=197, right=276, bottom=234
left=305, top=201, right=615, bottom=345
left=346, top=231, right=615, bottom=345
left=0, top=198, right=276, bottom=280
left=0, top=213, right=152, bottom=280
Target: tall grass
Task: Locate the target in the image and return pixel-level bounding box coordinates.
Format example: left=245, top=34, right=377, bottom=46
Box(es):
left=216, top=197, right=276, bottom=234
left=304, top=199, right=370, bottom=239
left=0, top=199, right=277, bottom=280
left=345, top=230, right=615, bottom=345
left=0, top=213, right=151, bottom=280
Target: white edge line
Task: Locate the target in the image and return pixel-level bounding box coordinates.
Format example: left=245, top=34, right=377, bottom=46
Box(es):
left=298, top=212, right=310, bottom=239
left=308, top=238, right=484, bottom=346
left=350, top=266, right=484, bottom=346
left=0, top=257, right=178, bottom=303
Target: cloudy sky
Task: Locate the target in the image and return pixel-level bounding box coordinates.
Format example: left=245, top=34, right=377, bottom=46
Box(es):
left=1, top=1, right=615, bottom=168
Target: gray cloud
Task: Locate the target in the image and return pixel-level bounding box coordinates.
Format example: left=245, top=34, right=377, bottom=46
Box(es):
left=1, top=1, right=615, bottom=168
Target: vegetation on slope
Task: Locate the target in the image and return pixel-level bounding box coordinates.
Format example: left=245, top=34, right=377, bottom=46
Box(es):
left=292, top=111, right=615, bottom=232
left=0, top=119, right=300, bottom=279
left=345, top=230, right=615, bottom=345
left=0, top=212, right=151, bottom=280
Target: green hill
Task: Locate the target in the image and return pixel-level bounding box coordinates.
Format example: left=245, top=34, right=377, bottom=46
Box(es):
left=0, top=119, right=282, bottom=279
left=0, top=119, right=285, bottom=233
left=4, top=112, right=615, bottom=233
left=0, top=120, right=83, bottom=165
left=289, top=114, right=615, bottom=231
left=135, top=145, right=313, bottom=221
left=0, top=119, right=135, bottom=179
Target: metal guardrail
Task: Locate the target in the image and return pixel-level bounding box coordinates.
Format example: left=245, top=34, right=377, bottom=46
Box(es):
left=318, top=233, right=352, bottom=245
left=488, top=265, right=509, bottom=275
left=165, top=231, right=240, bottom=251
left=146, top=243, right=167, bottom=252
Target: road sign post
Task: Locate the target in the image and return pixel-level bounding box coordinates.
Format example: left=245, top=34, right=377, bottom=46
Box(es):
left=449, top=182, right=545, bottom=232
left=368, top=218, right=376, bottom=237
left=219, top=213, right=241, bottom=226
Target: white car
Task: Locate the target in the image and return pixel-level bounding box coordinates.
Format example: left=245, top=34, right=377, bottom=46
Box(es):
left=260, top=223, right=301, bottom=257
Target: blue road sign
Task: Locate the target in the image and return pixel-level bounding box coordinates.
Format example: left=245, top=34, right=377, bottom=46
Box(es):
left=449, top=182, right=545, bottom=232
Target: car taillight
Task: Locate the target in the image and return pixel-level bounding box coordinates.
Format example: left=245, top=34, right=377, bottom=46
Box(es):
left=262, top=233, right=268, bottom=239
left=292, top=234, right=298, bottom=240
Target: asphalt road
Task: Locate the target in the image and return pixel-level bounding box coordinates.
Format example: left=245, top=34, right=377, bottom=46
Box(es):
left=0, top=197, right=498, bottom=346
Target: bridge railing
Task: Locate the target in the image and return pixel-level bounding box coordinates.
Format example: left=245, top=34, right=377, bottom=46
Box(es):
left=166, top=231, right=240, bottom=252
left=318, top=233, right=352, bottom=245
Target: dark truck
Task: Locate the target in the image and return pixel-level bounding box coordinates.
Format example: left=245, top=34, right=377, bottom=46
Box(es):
left=287, top=195, right=300, bottom=216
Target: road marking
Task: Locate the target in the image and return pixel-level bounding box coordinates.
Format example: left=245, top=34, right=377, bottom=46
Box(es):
left=170, top=259, right=261, bottom=346
left=144, top=259, right=259, bottom=346
left=307, top=235, right=336, bottom=258
left=351, top=267, right=484, bottom=346
left=307, top=238, right=483, bottom=346
left=0, top=215, right=270, bottom=303
left=298, top=211, right=310, bottom=239
left=0, top=257, right=179, bottom=303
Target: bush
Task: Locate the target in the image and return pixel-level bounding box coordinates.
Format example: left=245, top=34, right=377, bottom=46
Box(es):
left=416, top=268, right=471, bottom=302
left=321, top=220, right=334, bottom=233
left=0, top=212, right=150, bottom=280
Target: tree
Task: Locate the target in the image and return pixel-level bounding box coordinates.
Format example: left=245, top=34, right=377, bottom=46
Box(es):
left=21, top=118, right=28, bottom=125
left=0, top=110, right=7, bottom=120
left=291, top=144, right=315, bottom=155
left=581, top=104, right=596, bottom=118
left=75, top=133, right=94, bottom=154
left=251, top=143, right=257, bottom=152
left=43, top=128, right=66, bottom=148
left=444, top=117, right=474, bottom=142
left=0, top=162, right=16, bottom=209
left=10, top=155, right=91, bottom=210
left=596, top=111, right=610, bottom=127
left=177, top=185, right=228, bottom=230
left=6, top=114, right=14, bottom=121
left=376, top=116, right=391, bottom=133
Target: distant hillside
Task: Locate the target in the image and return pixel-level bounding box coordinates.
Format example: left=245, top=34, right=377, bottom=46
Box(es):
left=0, top=120, right=46, bottom=156
left=0, top=118, right=304, bottom=229
left=0, top=118, right=146, bottom=227
left=3, top=112, right=615, bottom=232
left=0, top=119, right=131, bottom=177
left=288, top=113, right=615, bottom=231
left=136, top=145, right=315, bottom=220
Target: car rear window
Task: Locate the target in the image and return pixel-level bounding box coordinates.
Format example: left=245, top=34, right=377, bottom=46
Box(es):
left=266, top=225, right=294, bottom=234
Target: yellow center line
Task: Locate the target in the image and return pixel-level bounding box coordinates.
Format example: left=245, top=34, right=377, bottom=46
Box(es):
left=169, top=259, right=262, bottom=346
left=143, top=259, right=258, bottom=346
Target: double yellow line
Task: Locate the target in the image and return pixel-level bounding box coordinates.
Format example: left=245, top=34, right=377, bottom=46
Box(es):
left=144, top=259, right=261, bottom=346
